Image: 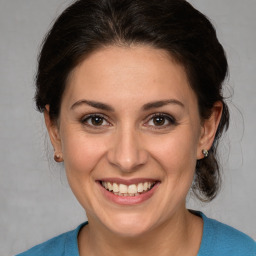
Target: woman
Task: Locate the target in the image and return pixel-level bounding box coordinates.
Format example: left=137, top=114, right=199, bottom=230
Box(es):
left=17, top=0, right=256, bottom=255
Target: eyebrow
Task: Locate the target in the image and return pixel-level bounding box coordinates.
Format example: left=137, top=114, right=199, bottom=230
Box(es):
left=71, top=100, right=114, bottom=111
left=142, top=99, right=184, bottom=111
left=70, top=99, right=184, bottom=111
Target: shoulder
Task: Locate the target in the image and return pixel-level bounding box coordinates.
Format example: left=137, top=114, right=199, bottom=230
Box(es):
left=16, top=222, right=87, bottom=256
left=16, top=232, right=68, bottom=256
left=198, top=212, right=256, bottom=256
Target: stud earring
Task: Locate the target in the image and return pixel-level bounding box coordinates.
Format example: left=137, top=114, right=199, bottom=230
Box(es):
left=202, top=149, right=209, bottom=158
left=54, top=153, right=63, bottom=162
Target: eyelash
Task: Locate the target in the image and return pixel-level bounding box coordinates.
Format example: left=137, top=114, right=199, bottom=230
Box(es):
left=81, top=114, right=111, bottom=128
left=144, top=113, right=177, bottom=129
left=80, top=113, right=177, bottom=129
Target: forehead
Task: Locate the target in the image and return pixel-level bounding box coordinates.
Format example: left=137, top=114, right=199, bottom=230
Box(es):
left=63, top=45, right=197, bottom=109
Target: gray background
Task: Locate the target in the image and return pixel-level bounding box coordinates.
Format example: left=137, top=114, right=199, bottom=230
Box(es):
left=0, top=0, right=255, bottom=255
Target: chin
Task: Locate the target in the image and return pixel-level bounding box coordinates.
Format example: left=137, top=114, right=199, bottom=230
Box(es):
left=100, top=212, right=155, bottom=237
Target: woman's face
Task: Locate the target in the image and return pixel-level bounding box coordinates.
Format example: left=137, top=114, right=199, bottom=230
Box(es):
left=47, top=46, right=214, bottom=236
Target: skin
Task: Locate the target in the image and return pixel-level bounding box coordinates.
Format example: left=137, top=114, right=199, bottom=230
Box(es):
left=45, top=45, right=223, bottom=256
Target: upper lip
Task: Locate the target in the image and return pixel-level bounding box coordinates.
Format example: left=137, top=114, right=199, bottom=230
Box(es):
left=97, top=178, right=159, bottom=186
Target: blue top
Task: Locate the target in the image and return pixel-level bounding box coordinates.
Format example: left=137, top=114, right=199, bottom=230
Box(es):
left=197, top=212, right=256, bottom=256
left=17, top=212, right=256, bottom=256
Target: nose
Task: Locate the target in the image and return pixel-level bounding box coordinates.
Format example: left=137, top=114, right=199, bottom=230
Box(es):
left=107, top=127, right=148, bottom=172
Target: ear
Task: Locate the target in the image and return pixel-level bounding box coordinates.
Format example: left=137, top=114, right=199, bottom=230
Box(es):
left=44, top=105, right=62, bottom=156
left=197, top=101, right=223, bottom=159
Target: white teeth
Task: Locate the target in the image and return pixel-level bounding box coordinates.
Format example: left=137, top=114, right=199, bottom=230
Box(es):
left=144, top=182, right=149, bottom=191
left=128, top=184, right=137, bottom=194
left=137, top=183, right=144, bottom=193
left=107, top=182, right=113, bottom=191
left=101, top=181, right=156, bottom=196
left=119, top=184, right=128, bottom=193
left=113, top=183, right=119, bottom=193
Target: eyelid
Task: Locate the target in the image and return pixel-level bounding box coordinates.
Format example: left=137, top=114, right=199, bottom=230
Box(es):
left=143, top=112, right=177, bottom=128
left=81, top=113, right=112, bottom=127
left=79, top=112, right=177, bottom=130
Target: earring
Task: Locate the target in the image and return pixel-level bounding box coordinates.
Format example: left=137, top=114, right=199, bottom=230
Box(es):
left=202, top=149, right=209, bottom=158
left=54, top=153, right=63, bottom=162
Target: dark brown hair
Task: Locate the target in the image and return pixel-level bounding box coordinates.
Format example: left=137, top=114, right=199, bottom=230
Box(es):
left=35, top=0, right=229, bottom=201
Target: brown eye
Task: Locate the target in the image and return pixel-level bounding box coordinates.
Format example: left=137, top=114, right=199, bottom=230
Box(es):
left=153, top=116, right=166, bottom=126
left=91, top=116, right=104, bottom=126
left=82, top=114, right=109, bottom=127
left=146, top=113, right=176, bottom=129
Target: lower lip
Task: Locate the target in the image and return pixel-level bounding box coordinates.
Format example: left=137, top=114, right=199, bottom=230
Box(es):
left=97, top=182, right=160, bottom=205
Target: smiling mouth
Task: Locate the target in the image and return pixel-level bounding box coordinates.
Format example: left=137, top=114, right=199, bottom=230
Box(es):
left=100, top=181, right=157, bottom=197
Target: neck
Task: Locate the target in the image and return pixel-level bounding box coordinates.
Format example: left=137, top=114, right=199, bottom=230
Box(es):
left=78, top=209, right=203, bottom=256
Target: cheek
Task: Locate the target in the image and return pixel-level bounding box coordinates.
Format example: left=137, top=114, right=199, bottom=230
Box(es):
left=60, top=130, right=107, bottom=176
left=147, top=130, right=199, bottom=172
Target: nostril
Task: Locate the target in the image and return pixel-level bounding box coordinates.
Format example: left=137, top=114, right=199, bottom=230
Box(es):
left=106, top=131, right=148, bottom=172
left=107, top=148, right=149, bottom=172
